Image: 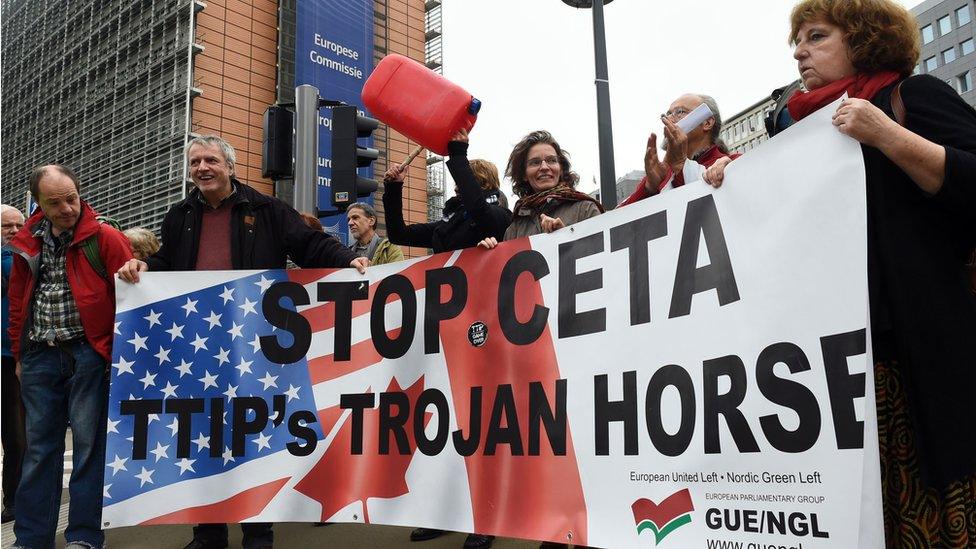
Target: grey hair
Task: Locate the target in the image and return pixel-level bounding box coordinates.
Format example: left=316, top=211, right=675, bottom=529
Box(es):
left=347, top=202, right=377, bottom=220
left=1, top=204, right=24, bottom=218
left=696, top=94, right=729, bottom=151
left=185, top=135, right=237, bottom=172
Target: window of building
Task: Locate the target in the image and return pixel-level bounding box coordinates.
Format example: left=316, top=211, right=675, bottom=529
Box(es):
left=922, top=24, right=935, bottom=43
left=925, top=56, right=939, bottom=71
left=943, top=47, right=957, bottom=64
left=960, top=71, right=973, bottom=93
left=957, top=5, right=971, bottom=26
left=913, top=64, right=921, bottom=75
left=939, top=15, right=952, bottom=34
left=962, top=38, right=974, bottom=56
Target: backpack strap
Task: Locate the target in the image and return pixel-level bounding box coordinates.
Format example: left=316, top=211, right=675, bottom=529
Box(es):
left=890, top=81, right=906, bottom=126
left=80, top=230, right=108, bottom=281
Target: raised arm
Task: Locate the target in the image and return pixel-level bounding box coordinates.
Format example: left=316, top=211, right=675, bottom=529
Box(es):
left=381, top=164, right=437, bottom=247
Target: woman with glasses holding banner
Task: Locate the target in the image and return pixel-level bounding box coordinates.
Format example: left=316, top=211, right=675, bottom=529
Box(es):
left=479, top=130, right=603, bottom=249
left=705, top=1, right=976, bottom=545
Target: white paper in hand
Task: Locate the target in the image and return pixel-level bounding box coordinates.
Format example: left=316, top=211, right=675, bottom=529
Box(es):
left=675, top=102, right=714, bottom=133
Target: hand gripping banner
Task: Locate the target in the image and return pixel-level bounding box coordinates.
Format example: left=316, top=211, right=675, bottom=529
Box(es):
left=104, top=101, right=883, bottom=548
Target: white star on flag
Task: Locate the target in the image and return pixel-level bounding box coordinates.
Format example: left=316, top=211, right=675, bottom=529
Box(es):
left=139, top=371, right=157, bottom=389
left=222, top=447, right=235, bottom=465
left=223, top=384, right=238, bottom=399
left=239, top=297, right=258, bottom=317
left=165, top=322, right=185, bottom=341
left=107, top=454, right=128, bottom=475
left=160, top=381, right=179, bottom=399
left=203, top=311, right=222, bottom=330
left=283, top=384, right=301, bottom=402
left=213, top=347, right=231, bottom=366
left=255, top=275, right=275, bottom=293
left=166, top=417, right=180, bottom=436
left=154, top=346, right=171, bottom=365
left=192, top=433, right=210, bottom=452
left=127, top=333, right=148, bottom=353
left=181, top=297, right=198, bottom=317
left=135, top=467, right=155, bottom=487
left=199, top=371, right=219, bottom=390
left=219, top=285, right=235, bottom=305
left=144, top=309, right=162, bottom=328
left=150, top=442, right=170, bottom=463
left=175, top=458, right=196, bottom=475
left=114, top=321, right=121, bottom=335
left=148, top=413, right=160, bottom=425
left=249, top=334, right=262, bottom=354
left=175, top=359, right=193, bottom=378
left=190, top=333, right=209, bottom=353
left=112, top=357, right=135, bottom=376
left=253, top=432, right=273, bottom=451
left=258, top=372, right=278, bottom=390
left=228, top=322, right=244, bottom=340
left=235, top=358, right=253, bottom=376
left=104, top=483, right=112, bottom=499
left=106, top=418, right=121, bottom=434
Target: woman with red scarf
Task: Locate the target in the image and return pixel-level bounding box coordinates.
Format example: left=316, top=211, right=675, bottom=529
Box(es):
left=708, top=0, right=976, bottom=545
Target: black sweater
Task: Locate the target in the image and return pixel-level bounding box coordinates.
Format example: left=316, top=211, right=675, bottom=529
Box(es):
left=866, top=75, right=976, bottom=488
left=384, top=141, right=511, bottom=253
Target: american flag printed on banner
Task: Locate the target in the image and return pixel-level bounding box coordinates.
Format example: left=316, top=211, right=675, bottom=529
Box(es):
left=104, top=251, right=588, bottom=544
left=104, top=270, right=324, bottom=506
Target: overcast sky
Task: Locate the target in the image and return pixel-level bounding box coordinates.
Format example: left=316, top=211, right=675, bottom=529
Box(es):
left=438, top=0, right=919, bottom=197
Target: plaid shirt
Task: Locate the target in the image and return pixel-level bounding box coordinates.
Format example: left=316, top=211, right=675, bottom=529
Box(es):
left=28, top=218, right=85, bottom=343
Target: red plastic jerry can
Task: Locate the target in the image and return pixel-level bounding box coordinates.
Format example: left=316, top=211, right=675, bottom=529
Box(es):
left=362, top=53, right=481, bottom=156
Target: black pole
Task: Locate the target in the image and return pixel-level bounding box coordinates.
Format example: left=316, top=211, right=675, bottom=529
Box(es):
left=590, top=0, right=617, bottom=209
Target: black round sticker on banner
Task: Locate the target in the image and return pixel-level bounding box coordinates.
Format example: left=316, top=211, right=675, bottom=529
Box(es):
left=468, top=321, right=488, bottom=347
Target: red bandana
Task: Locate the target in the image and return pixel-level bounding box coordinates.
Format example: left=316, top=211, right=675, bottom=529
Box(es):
left=787, top=71, right=901, bottom=121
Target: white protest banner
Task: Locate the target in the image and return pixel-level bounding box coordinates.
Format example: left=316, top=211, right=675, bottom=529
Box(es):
left=104, top=100, right=881, bottom=548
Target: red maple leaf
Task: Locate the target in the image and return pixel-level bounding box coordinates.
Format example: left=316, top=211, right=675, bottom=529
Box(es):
left=294, top=376, right=431, bottom=523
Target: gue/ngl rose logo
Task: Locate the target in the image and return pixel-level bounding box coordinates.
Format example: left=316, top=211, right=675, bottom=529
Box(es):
left=632, top=489, right=695, bottom=545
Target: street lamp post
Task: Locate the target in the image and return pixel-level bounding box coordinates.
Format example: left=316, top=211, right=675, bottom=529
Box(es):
left=562, top=0, right=617, bottom=209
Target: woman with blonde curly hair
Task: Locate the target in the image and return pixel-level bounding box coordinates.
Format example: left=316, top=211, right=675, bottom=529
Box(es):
left=706, top=1, right=976, bottom=545
left=123, top=227, right=160, bottom=260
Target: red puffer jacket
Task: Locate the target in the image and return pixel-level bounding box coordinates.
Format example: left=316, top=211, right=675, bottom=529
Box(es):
left=7, top=202, right=133, bottom=362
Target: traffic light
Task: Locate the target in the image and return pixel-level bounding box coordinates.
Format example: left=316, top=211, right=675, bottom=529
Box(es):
left=330, top=105, right=379, bottom=210
left=262, top=105, right=294, bottom=179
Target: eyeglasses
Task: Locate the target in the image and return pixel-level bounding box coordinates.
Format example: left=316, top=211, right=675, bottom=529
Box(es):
left=527, top=156, right=560, bottom=168
left=662, top=107, right=691, bottom=120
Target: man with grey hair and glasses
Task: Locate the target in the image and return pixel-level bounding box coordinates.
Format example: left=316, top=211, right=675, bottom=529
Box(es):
left=618, top=93, right=740, bottom=207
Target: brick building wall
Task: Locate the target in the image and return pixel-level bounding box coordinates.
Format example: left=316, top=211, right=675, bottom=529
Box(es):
left=193, top=0, right=279, bottom=196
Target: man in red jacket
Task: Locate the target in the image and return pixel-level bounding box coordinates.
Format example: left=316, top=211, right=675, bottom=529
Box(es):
left=6, top=164, right=133, bottom=549
left=619, top=94, right=740, bottom=207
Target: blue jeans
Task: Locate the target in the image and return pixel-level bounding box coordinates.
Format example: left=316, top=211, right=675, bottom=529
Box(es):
left=15, top=340, right=108, bottom=549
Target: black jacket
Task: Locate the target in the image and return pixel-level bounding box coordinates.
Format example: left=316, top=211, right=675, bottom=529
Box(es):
left=147, top=179, right=358, bottom=271
left=384, top=141, right=511, bottom=253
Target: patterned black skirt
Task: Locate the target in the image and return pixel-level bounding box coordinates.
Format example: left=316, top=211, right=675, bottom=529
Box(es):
left=875, top=360, right=976, bottom=548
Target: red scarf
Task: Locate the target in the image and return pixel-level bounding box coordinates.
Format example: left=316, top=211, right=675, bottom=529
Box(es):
left=787, top=71, right=901, bottom=121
